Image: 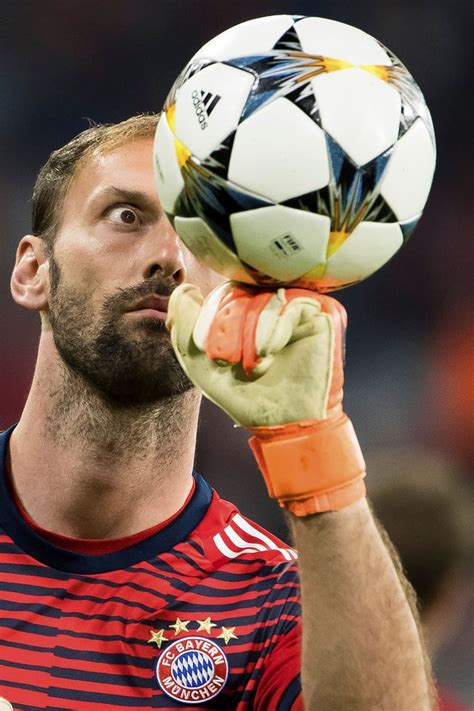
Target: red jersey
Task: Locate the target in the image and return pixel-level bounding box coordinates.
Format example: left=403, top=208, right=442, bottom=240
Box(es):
left=0, top=426, right=302, bottom=710
left=437, top=686, right=471, bottom=711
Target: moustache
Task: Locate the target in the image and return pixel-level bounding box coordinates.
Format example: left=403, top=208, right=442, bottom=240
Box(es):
left=102, top=277, right=178, bottom=316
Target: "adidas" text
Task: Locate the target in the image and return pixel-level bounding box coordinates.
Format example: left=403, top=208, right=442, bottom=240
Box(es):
left=191, top=90, right=221, bottom=130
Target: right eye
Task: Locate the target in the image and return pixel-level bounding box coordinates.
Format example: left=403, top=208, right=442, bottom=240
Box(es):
left=107, top=206, right=140, bottom=227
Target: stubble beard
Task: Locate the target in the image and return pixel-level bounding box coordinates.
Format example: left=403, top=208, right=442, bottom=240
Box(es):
left=47, top=255, right=193, bottom=408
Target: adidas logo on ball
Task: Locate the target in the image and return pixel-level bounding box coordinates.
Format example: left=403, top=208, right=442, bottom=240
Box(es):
left=191, top=90, right=221, bottom=130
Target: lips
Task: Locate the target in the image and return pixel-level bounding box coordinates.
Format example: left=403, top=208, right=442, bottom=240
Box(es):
left=127, top=295, right=169, bottom=313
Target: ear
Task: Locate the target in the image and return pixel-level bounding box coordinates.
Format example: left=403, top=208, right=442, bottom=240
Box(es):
left=10, top=235, right=50, bottom=312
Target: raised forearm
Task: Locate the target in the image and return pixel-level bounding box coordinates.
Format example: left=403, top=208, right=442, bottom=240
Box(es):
left=167, top=285, right=435, bottom=706
left=291, top=498, right=434, bottom=710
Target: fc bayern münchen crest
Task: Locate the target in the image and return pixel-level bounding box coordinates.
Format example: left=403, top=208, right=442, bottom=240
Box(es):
left=156, top=635, right=229, bottom=704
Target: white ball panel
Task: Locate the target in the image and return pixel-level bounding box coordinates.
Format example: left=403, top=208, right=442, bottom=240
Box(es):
left=296, top=17, right=391, bottom=66
left=231, top=206, right=330, bottom=281
left=174, top=63, right=254, bottom=161
left=174, top=216, right=256, bottom=284
left=190, top=15, right=294, bottom=62
left=228, top=98, right=330, bottom=202
left=153, top=113, right=184, bottom=214
left=313, top=68, right=401, bottom=166
left=325, top=222, right=403, bottom=283
left=379, top=119, right=436, bottom=221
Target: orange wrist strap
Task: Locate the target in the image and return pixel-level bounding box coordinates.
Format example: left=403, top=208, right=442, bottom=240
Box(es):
left=248, top=414, right=366, bottom=516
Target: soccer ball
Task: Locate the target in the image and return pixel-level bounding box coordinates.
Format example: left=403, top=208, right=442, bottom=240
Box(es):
left=153, top=15, right=436, bottom=292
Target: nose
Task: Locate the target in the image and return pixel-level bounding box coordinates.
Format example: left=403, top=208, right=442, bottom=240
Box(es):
left=144, top=217, right=186, bottom=285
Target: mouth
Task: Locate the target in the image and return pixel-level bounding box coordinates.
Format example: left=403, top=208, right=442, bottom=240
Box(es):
left=126, top=295, right=169, bottom=321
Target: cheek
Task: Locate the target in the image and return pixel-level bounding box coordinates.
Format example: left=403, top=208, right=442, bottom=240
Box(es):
left=52, top=240, right=110, bottom=315
left=54, top=237, right=98, bottom=286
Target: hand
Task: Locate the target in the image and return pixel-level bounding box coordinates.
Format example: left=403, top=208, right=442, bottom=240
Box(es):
left=167, top=281, right=365, bottom=515
left=167, top=281, right=340, bottom=427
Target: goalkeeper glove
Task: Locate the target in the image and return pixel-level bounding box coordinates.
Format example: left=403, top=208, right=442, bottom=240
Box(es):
left=167, top=281, right=366, bottom=516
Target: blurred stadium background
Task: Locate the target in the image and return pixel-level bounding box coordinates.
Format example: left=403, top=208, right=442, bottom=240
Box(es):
left=0, top=0, right=472, bottom=706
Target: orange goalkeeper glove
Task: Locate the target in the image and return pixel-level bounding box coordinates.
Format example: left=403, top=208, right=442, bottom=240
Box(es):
left=167, top=281, right=366, bottom=517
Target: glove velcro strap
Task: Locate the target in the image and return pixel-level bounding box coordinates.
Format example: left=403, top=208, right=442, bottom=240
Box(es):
left=248, top=415, right=366, bottom=516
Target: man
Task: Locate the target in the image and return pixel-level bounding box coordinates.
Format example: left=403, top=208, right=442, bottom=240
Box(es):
left=1, top=114, right=433, bottom=709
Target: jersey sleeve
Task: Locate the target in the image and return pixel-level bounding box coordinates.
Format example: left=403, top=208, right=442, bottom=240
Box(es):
left=254, top=621, right=303, bottom=710
left=252, top=556, right=303, bottom=711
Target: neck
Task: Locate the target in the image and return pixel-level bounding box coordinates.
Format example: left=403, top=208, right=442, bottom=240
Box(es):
left=8, top=339, right=201, bottom=539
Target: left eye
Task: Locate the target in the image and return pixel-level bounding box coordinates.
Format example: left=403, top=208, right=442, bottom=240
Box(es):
left=108, top=206, right=139, bottom=225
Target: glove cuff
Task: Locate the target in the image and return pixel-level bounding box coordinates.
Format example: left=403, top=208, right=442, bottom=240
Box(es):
left=248, top=414, right=366, bottom=517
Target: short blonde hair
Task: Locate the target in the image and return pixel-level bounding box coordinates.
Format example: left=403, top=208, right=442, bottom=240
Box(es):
left=32, top=113, right=159, bottom=251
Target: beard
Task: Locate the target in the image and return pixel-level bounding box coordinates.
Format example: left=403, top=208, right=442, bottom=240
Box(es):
left=47, top=256, right=193, bottom=406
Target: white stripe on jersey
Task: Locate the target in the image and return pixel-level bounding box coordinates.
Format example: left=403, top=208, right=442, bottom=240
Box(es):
left=233, top=514, right=297, bottom=560
left=213, top=532, right=259, bottom=559
left=213, top=514, right=298, bottom=561
left=225, top=525, right=268, bottom=552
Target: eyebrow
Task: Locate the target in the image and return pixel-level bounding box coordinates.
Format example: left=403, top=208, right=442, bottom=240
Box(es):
left=93, top=186, right=161, bottom=215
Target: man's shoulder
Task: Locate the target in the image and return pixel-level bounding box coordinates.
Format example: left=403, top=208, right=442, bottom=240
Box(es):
left=189, top=488, right=298, bottom=571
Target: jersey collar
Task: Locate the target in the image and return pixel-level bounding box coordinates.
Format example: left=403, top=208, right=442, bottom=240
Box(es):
left=0, top=425, right=212, bottom=574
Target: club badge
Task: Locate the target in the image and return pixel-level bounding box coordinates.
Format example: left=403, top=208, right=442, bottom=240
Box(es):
left=156, top=635, right=229, bottom=704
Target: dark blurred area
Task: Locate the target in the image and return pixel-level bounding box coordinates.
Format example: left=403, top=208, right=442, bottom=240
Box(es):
left=1, top=0, right=472, bottom=705
left=369, top=448, right=473, bottom=710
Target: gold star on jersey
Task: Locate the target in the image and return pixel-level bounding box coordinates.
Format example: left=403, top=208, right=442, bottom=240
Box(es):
left=168, top=617, right=190, bottom=635
left=217, top=626, right=239, bottom=644
left=148, top=629, right=168, bottom=649
left=197, top=616, right=217, bottom=634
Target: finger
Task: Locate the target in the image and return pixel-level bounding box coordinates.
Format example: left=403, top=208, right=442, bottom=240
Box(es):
left=256, top=295, right=323, bottom=356
left=253, top=290, right=287, bottom=357
left=197, top=282, right=260, bottom=366
left=192, top=282, right=230, bottom=354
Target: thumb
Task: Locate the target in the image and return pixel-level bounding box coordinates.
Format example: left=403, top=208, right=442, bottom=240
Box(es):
left=166, top=283, right=204, bottom=361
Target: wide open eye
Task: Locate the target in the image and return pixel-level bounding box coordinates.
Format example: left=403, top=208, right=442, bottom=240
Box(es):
left=107, top=206, right=140, bottom=226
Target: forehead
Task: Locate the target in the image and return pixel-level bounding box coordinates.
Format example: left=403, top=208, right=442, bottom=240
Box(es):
left=63, top=138, right=156, bottom=216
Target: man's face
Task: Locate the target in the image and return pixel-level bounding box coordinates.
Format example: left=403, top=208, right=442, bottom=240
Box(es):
left=47, top=138, right=220, bottom=406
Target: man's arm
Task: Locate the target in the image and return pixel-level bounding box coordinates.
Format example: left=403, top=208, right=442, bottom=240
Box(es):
left=167, top=282, right=436, bottom=710
left=292, top=499, right=435, bottom=710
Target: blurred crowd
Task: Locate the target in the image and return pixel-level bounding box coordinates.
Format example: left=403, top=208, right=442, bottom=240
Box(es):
left=1, top=1, right=472, bottom=706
